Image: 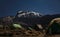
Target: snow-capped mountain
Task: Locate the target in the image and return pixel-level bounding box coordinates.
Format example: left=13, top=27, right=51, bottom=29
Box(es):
left=13, top=11, right=42, bottom=30
left=16, top=11, right=42, bottom=18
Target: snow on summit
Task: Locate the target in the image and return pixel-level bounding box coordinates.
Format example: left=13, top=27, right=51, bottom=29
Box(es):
left=16, top=11, right=42, bottom=18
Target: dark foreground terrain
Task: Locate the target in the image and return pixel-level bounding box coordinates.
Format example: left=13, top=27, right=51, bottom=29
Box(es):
left=0, top=28, right=60, bottom=37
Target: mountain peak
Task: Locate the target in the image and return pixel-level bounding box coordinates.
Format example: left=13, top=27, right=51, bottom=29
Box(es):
left=16, top=11, right=42, bottom=18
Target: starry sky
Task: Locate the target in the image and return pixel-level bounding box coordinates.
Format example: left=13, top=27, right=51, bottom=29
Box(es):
left=0, top=0, right=60, bottom=17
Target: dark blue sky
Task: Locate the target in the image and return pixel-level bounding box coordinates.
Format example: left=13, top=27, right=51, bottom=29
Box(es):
left=0, top=0, right=60, bottom=17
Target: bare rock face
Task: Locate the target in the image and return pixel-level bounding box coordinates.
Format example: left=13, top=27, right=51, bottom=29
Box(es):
left=3, top=16, right=13, bottom=22
left=0, top=16, right=15, bottom=25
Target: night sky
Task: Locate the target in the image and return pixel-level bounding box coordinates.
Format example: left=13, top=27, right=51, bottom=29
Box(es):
left=0, top=0, right=60, bottom=17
